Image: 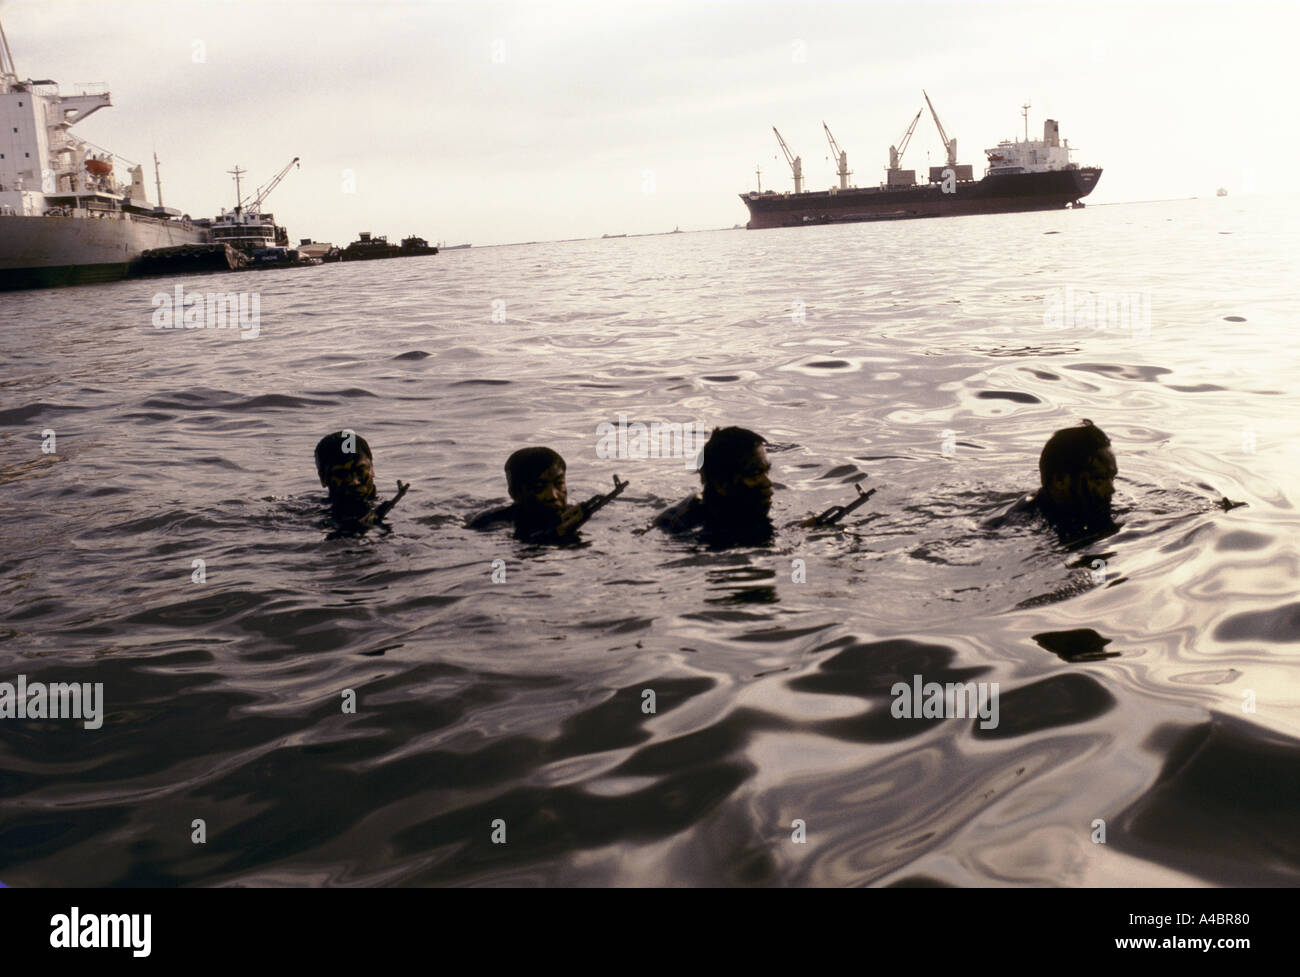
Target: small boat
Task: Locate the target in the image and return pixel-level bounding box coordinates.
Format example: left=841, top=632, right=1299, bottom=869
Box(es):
left=247, top=246, right=315, bottom=268
left=400, top=235, right=438, bottom=255
left=297, top=239, right=341, bottom=262
left=341, top=231, right=438, bottom=261
left=341, top=231, right=397, bottom=260
left=1216, top=187, right=1228, bottom=197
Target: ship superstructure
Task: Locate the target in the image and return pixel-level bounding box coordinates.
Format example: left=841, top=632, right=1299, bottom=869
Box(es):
left=984, top=109, right=1078, bottom=175
left=739, top=95, right=1101, bottom=229
left=0, top=18, right=208, bottom=290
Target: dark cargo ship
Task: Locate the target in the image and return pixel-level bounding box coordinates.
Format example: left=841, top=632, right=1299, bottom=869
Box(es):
left=741, top=96, right=1101, bottom=229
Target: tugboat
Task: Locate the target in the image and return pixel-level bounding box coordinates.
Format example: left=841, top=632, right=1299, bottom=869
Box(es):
left=738, top=94, right=1101, bottom=229
left=341, top=231, right=398, bottom=260
left=399, top=235, right=437, bottom=255
left=194, top=158, right=299, bottom=255
left=341, top=231, right=438, bottom=261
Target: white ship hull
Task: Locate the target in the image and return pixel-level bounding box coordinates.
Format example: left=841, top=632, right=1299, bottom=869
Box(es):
left=0, top=213, right=209, bottom=290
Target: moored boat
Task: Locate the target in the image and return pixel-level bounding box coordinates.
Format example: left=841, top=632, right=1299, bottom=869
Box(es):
left=0, top=18, right=209, bottom=290
left=399, top=235, right=437, bottom=255
left=341, top=231, right=438, bottom=261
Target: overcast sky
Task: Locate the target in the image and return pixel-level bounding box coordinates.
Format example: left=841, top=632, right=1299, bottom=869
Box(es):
left=4, top=0, right=1296, bottom=245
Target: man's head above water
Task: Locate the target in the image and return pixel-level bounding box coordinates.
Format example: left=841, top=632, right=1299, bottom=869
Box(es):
left=505, top=446, right=568, bottom=521
left=700, top=426, right=773, bottom=519
left=315, top=430, right=376, bottom=515
left=1037, top=419, right=1117, bottom=523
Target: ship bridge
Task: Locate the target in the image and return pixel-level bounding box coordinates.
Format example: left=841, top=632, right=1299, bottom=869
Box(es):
left=985, top=118, right=1077, bottom=175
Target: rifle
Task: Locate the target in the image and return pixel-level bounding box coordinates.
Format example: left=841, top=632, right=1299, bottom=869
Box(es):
left=370, top=479, right=410, bottom=523
left=806, top=484, right=876, bottom=527
left=555, top=474, right=629, bottom=536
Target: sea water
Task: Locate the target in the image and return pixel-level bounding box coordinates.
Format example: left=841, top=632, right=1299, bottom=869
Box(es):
left=2, top=195, right=1298, bottom=885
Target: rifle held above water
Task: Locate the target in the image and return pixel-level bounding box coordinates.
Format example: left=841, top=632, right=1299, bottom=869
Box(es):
left=371, top=480, right=410, bottom=522
left=555, top=474, right=630, bottom=535
left=807, top=484, right=876, bottom=527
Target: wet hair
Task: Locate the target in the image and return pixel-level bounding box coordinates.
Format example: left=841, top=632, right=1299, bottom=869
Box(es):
left=505, top=447, right=565, bottom=494
left=1039, top=420, right=1111, bottom=486
left=700, top=426, right=767, bottom=487
left=315, top=430, right=372, bottom=478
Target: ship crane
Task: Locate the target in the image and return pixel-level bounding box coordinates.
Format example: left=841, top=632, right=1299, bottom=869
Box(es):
left=923, top=90, right=957, bottom=167
left=239, top=156, right=300, bottom=215
left=823, top=122, right=851, bottom=189
left=0, top=18, right=20, bottom=90
left=888, top=109, right=922, bottom=171
left=772, top=127, right=803, bottom=194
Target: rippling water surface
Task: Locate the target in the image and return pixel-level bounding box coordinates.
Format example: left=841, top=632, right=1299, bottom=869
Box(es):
left=3, top=196, right=1299, bottom=886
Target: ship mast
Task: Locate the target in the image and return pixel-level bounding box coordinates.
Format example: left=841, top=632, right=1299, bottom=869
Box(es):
left=228, top=165, right=246, bottom=215
left=153, top=152, right=164, bottom=208
left=1021, top=101, right=1031, bottom=142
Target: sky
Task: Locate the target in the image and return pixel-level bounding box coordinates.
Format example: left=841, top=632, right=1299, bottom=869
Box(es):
left=3, top=0, right=1297, bottom=246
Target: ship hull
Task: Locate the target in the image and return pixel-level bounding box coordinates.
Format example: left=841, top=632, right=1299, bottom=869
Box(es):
left=739, top=167, right=1102, bottom=229
left=0, top=214, right=209, bottom=291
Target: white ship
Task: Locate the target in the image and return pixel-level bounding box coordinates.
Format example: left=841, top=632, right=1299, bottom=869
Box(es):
left=0, top=19, right=208, bottom=290
left=193, top=157, right=299, bottom=255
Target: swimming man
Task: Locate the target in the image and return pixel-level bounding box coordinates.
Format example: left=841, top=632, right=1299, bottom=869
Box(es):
left=653, top=426, right=775, bottom=546
left=468, top=446, right=626, bottom=543
left=989, top=419, right=1118, bottom=539
left=315, top=430, right=409, bottom=528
